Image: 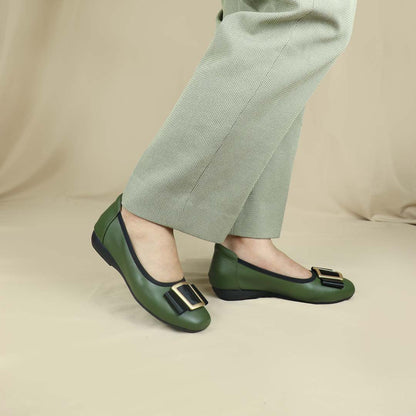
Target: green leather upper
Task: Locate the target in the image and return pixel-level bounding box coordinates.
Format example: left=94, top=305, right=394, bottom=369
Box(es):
left=94, top=194, right=210, bottom=332
left=208, top=243, right=355, bottom=303
left=94, top=194, right=123, bottom=242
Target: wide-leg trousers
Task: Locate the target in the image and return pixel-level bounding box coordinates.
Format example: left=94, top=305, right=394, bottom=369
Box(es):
left=121, top=0, right=357, bottom=243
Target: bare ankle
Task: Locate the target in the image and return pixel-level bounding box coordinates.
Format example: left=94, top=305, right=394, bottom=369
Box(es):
left=120, top=206, right=173, bottom=236
left=222, top=235, right=271, bottom=251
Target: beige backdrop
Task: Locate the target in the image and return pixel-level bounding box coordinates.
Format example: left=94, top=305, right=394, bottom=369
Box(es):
left=1, top=1, right=415, bottom=415
left=1, top=0, right=415, bottom=221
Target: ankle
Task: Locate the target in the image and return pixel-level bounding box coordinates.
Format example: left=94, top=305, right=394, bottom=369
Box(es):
left=222, top=234, right=272, bottom=252
left=120, top=206, right=174, bottom=238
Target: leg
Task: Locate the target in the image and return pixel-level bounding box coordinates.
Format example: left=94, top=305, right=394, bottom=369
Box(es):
left=121, top=0, right=357, bottom=243
left=222, top=108, right=312, bottom=278
left=228, top=107, right=306, bottom=238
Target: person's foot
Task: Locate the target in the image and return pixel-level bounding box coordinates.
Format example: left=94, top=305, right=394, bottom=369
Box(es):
left=120, top=206, right=184, bottom=283
left=221, top=235, right=313, bottom=279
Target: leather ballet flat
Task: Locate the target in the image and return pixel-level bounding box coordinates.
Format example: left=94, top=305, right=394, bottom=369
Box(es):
left=91, top=193, right=211, bottom=332
left=208, top=243, right=355, bottom=304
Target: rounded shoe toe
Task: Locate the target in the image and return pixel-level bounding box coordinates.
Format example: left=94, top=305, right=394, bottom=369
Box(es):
left=328, top=277, right=355, bottom=303
left=342, top=277, right=355, bottom=300
left=178, top=307, right=211, bottom=332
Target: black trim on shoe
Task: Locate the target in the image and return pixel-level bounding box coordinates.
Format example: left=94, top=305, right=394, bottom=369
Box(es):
left=212, top=286, right=353, bottom=304
left=117, top=211, right=185, bottom=287
left=236, top=257, right=316, bottom=283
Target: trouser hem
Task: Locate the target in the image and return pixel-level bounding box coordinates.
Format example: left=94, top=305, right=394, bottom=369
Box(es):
left=122, top=191, right=285, bottom=242
left=121, top=192, right=236, bottom=243
left=227, top=229, right=282, bottom=239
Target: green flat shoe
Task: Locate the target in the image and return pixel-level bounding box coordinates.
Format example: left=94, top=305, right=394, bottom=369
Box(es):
left=208, top=243, right=355, bottom=304
left=91, top=193, right=211, bottom=332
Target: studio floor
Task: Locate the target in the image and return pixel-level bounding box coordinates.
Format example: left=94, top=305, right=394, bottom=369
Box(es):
left=1, top=195, right=415, bottom=415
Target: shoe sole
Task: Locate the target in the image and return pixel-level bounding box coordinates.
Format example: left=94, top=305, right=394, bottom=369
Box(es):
left=210, top=279, right=353, bottom=305
left=91, top=230, right=206, bottom=333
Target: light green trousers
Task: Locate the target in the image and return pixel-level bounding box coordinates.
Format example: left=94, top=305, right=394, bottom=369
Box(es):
left=121, top=0, right=357, bottom=243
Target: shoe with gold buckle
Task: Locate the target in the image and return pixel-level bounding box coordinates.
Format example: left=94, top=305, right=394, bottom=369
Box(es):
left=91, top=193, right=210, bottom=332
left=209, top=243, right=355, bottom=304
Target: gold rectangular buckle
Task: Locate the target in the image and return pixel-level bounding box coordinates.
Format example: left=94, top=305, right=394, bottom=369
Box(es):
left=312, top=266, right=343, bottom=282
left=171, top=282, right=206, bottom=311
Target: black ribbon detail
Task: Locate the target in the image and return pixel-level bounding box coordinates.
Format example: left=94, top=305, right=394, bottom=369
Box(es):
left=164, top=283, right=208, bottom=315
left=313, top=267, right=344, bottom=289
left=320, top=277, right=344, bottom=289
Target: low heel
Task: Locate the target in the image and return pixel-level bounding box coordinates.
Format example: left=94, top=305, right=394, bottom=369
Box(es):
left=212, top=287, right=270, bottom=301
left=91, top=230, right=117, bottom=268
